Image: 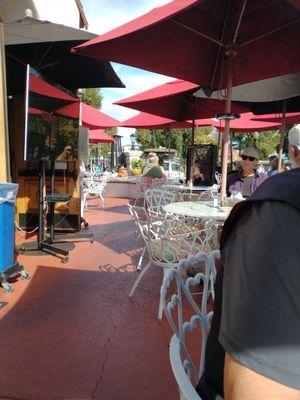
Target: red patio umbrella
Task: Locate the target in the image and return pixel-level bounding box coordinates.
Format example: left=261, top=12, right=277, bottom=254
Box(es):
left=252, top=112, right=300, bottom=125
left=56, top=102, right=120, bottom=129
left=116, top=79, right=247, bottom=122
left=29, top=73, right=79, bottom=102
left=73, top=0, right=300, bottom=88
left=121, top=111, right=191, bottom=129
left=204, top=113, right=282, bottom=132
left=73, top=0, right=300, bottom=199
left=89, top=129, right=115, bottom=144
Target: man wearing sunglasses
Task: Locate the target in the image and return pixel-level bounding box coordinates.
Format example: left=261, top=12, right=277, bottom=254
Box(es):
left=227, top=147, right=267, bottom=198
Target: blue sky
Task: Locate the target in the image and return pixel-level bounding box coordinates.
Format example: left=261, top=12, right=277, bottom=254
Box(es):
left=80, top=0, right=174, bottom=143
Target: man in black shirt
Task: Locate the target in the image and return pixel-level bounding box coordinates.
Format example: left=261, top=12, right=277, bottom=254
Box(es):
left=196, top=125, right=300, bottom=399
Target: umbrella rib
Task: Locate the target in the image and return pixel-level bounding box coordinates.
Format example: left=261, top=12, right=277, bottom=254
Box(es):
left=210, top=0, right=232, bottom=90
left=233, top=0, right=247, bottom=43
left=169, top=17, right=223, bottom=46
left=6, top=52, right=27, bottom=66
left=37, top=43, right=54, bottom=69
left=241, top=16, right=300, bottom=47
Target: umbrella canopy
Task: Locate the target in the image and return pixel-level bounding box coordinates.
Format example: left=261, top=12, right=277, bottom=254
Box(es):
left=28, top=71, right=79, bottom=113
left=116, top=79, right=248, bottom=121
left=121, top=112, right=192, bottom=129
left=56, top=102, right=121, bottom=129
left=89, top=129, right=115, bottom=144
left=252, top=112, right=300, bottom=125
left=194, top=72, right=300, bottom=115
left=5, top=17, right=124, bottom=90
left=200, top=113, right=282, bottom=132
left=73, top=0, right=300, bottom=90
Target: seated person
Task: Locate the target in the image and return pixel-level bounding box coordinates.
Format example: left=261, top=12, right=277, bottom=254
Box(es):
left=192, top=164, right=211, bottom=186
left=142, top=152, right=165, bottom=178
left=267, top=155, right=279, bottom=176
left=227, top=147, right=267, bottom=198
left=56, top=145, right=74, bottom=161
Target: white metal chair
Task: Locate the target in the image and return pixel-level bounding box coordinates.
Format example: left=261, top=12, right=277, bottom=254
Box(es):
left=82, top=173, right=107, bottom=208
left=144, top=188, right=178, bottom=214
left=134, top=176, right=168, bottom=206
left=161, top=254, right=215, bottom=400
left=129, top=210, right=213, bottom=320
left=205, top=250, right=220, bottom=301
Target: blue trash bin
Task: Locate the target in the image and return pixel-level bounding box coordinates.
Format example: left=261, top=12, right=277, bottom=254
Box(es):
left=0, top=183, right=18, bottom=271
left=0, top=183, right=29, bottom=294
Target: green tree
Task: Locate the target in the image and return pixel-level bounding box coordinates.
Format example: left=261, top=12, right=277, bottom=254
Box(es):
left=234, top=130, right=281, bottom=160
left=136, top=125, right=216, bottom=162
left=81, top=88, right=103, bottom=109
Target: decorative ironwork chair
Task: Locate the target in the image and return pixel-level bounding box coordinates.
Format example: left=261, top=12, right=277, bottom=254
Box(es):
left=82, top=173, right=107, bottom=208
left=161, top=253, right=217, bottom=400
left=144, top=188, right=179, bottom=215
left=129, top=210, right=213, bottom=320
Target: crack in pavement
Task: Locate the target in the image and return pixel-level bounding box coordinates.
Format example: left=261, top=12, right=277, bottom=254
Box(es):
left=91, top=321, right=118, bottom=399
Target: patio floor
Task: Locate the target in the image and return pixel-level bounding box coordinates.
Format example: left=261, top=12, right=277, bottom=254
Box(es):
left=0, top=198, right=179, bottom=400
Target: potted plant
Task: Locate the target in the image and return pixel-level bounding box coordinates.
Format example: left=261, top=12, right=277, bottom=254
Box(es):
left=131, top=159, right=143, bottom=176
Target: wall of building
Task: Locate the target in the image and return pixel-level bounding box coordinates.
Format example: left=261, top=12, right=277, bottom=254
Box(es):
left=0, top=0, right=39, bottom=22
left=33, top=0, right=80, bottom=28
left=0, top=0, right=80, bottom=27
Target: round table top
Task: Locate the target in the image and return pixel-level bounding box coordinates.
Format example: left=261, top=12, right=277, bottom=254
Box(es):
left=163, top=201, right=232, bottom=221
left=164, top=185, right=212, bottom=191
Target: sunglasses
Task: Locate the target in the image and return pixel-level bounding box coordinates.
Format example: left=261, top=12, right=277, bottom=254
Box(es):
left=241, top=155, right=256, bottom=161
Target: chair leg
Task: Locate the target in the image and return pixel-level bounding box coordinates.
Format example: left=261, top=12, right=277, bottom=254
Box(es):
left=137, top=247, right=146, bottom=271
left=157, top=268, right=170, bottom=321
left=100, top=194, right=105, bottom=208
left=129, top=261, right=152, bottom=298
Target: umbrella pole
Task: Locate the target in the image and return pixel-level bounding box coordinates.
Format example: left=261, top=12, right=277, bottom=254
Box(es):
left=167, top=124, right=172, bottom=173
left=187, top=101, right=196, bottom=184
left=278, top=100, right=287, bottom=172
left=220, top=66, right=233, bottom=203
left=230, top=131, right=233, bottom=170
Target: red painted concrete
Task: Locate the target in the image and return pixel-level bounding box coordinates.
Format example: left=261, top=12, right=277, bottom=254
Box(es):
left=0, top=198, right=186, bottom=400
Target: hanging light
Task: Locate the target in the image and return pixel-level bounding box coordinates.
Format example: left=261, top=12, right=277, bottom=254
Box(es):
left=215, top=113, right=240, bottom=120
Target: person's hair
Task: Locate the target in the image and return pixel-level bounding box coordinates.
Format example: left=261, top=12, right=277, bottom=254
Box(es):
left=148, top=152, right=159, bottom=164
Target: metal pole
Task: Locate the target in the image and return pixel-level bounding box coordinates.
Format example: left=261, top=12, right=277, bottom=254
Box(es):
left=187, top=100, right=196, bottom=184
left=278, top=100, right=287, bottom=172
left=0, top=23, right=11, bottom=182
left=220, top=64, right=233, bottom=202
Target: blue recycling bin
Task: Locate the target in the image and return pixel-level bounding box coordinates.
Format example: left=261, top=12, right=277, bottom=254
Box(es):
left=0, top=183, right=29, bottom=294
left=0, top=183, right=18, bottom=271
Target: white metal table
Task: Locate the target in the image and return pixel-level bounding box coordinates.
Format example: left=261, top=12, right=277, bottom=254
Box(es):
left=163, top=201, right=232, bottom=248
left=163, top=201, right=232, bottom=222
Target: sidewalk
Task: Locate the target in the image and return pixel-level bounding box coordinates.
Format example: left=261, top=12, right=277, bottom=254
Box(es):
left=0, top=198, right=178, bottom=400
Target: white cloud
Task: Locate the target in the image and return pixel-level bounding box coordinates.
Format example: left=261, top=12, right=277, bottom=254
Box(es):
left=83, top=0, right=172, bottom=35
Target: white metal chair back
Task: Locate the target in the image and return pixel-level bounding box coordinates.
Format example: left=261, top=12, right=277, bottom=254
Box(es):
left=170, top=335, right=202, bottom=400
left=129, top=209, right=213, bottom=319
left=82, top=173, right=107, bottom=208
left=215, top=171, right=221, bottom=186
left=144, top=188, right=178, bottom=214
left=161, top=254, right=211, bottom=377
left=134, top=176, right=168, bottom=205
left=205, top=250, right=220, bottom=301
left=162, top=253, right=217, bottom=400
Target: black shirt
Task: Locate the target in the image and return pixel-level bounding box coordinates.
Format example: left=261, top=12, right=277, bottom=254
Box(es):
left=197, top=200, right=300, bottom=398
